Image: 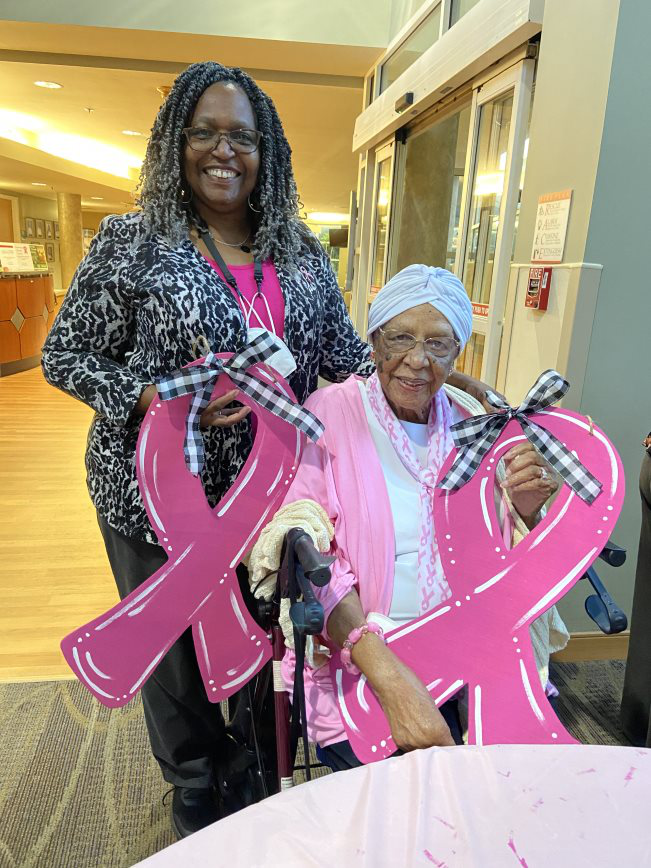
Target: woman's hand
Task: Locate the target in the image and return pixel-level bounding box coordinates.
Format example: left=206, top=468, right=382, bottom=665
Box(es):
left=500, top=443, right=558, bottom=527
left=135, top=385, right=251, bottom=428
left=200, top=389, right=251, bottom=429
left=327, top=592, right=454, bottom=751
left=374, top=655, right=455, bottom=751
left=446, top=369, right=505, bottom=413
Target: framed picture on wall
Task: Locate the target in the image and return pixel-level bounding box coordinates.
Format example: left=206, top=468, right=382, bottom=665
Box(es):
left=45, top=220, right=54, bottom=239
left=25, top=217, right=35, bottom=238
left=35, top=219, right=44, bottom=238
left=45, top=242, right=55, bottom=263
left=54, top=221, right=60, bottom=239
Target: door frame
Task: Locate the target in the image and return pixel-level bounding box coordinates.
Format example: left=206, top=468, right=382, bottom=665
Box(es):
left=454, top=58, right=534, bottom=384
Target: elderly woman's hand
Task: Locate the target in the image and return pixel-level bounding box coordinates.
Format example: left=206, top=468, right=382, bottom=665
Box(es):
left=376, top=659, right=455, bottom=751
left=200, top=388, right=251, bottom=429
left=500, top=443, right=558, bottom=527
left=446, top=369, right=506, bottom=413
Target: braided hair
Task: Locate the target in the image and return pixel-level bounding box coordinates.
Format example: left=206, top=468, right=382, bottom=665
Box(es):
left=137, top=61, right=308, bottom=269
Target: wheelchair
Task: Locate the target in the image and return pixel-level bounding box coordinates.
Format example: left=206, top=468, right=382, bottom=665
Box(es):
left=216, top=530, right=628, bottom=811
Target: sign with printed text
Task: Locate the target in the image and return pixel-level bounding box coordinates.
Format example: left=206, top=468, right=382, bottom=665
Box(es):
left=0, top=242, right=35, bottom=273
left=531, top=190, right=572, bottom=263
left=0, top=242, right=49, bottom=273
left=472, top=302, right=489, bottom=317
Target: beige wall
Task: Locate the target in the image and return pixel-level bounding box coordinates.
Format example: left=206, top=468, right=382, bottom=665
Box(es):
left=502, top=0, right=651, bottom=632
left=511, top=0, right=620, bottom=267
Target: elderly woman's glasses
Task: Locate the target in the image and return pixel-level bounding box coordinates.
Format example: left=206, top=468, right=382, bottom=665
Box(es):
left=378, top=327, right=460, bottom=360
left=182, top=127, right=263, bottom=154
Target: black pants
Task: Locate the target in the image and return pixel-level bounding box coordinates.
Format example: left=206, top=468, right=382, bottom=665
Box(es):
left=317, top=700, right=464, bottom=773
left=98, top=513, right=228, bottom=788
left=621, top=453, right=651, bottom=747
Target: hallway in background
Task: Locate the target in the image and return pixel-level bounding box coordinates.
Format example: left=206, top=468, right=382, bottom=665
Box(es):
left=0, top=367, right=117, bottom=681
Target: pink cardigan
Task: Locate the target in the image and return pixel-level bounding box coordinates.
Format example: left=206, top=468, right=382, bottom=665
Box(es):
left=281, top=375, right=472, bottom=746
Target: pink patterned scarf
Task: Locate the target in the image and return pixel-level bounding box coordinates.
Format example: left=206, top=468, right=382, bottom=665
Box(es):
left=366, top=372, right=454, bottom=613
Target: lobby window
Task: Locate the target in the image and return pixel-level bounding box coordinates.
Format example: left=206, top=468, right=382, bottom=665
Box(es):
left=392, top=103, right=472, bottom=276
left=449, top=0, right=482, bottom=27
left=379, top=4, right=442, bottom=93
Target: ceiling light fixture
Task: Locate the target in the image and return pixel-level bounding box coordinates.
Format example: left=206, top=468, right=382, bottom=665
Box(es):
left=307, top=211, right=350, bottom=225
left=90, top=196, right=104, bottom=200
left=31, top=182, right=47, bottom=186
left=122, top=129, right=143, bottom=137
left=34, top=80, right=62, bottom=89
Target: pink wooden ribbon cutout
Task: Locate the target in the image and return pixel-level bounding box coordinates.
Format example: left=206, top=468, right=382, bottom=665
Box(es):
left=330, top=409, right=625, bottom=762
left=61, top=356, right=303, bottom=708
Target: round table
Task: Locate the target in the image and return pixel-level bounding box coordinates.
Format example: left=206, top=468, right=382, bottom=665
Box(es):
left=137, top=744, right=650, bottom=867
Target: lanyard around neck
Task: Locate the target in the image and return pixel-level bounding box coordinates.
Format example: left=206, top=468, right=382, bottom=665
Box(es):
left=200, top=228, right=263, bottom=297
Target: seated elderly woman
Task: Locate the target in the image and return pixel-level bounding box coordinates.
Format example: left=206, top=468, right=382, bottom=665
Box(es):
left=250, top=264, right=569, bottom=772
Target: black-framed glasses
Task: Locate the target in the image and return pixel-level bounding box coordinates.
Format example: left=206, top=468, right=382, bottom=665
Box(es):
left=182, top=127, right=263, bottom=154
left=377, top=327, right=460, bottom=360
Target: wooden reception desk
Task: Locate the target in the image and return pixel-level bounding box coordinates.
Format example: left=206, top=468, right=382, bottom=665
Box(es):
left=0, top=273, right=55, bottom=376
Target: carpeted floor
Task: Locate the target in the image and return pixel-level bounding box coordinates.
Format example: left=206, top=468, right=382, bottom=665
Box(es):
left=0, top=661, right=631, bottom=867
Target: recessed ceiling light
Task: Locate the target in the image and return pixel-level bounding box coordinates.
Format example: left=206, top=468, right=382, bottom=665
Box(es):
left=34, top=80, right=62, bottom=89
left=31, top=182, right=47, bottom=186
left=121, top=129, right=143, bottom=137
left=90, top=196, right=104, bottom=200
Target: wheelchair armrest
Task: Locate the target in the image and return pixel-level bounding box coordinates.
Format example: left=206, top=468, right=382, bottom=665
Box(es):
left=598, top=540, right=627, bottom=568
left=583, top=565, right=628, bottom=634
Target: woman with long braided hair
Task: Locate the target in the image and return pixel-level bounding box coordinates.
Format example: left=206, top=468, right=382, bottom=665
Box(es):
left=43, top=61, right=492, bottom=837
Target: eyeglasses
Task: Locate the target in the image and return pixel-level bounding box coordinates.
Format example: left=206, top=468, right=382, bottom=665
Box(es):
left=377, top=327, right=460, bottom=360
left=182, top=127, right=263, bottom=154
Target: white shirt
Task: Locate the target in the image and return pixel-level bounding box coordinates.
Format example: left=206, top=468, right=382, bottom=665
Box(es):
left=358, top=381, right=464, bottom=623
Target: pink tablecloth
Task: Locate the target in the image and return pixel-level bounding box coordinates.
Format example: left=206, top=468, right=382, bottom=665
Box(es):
left=137, top=744, right=650, bottom=867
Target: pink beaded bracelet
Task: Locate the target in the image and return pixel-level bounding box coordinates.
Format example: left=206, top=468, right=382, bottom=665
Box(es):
left=340, top=622, right=385, bottom=675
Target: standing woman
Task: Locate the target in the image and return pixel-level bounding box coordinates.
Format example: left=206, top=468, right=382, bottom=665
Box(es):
left=42, top=61, right=489, bottom=837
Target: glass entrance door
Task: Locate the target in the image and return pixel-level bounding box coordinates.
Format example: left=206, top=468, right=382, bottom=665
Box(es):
left=369, top=142, right=395, bottom=301
left=390, top=102, right=472, bottom=278
left=455, top=61, right=533, bottom=384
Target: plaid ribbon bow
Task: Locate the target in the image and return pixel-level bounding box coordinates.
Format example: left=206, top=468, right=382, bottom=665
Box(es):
left=155, top=332, right=324, bottom=476
left=438, top=369, right=602, bottom=504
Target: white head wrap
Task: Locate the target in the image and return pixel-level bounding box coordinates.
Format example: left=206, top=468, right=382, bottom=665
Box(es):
left=367, top=264, right=473, bottom=350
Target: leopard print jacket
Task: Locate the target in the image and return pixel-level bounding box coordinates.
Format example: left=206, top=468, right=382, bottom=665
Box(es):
left=42, top=212, right=373, bottom=543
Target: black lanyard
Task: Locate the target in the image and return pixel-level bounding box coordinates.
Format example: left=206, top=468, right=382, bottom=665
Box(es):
left=200, top=228, right=264, bottom=299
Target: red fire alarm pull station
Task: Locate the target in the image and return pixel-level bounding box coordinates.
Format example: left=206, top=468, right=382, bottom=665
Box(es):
left=525, top=266, right=552, bottom=310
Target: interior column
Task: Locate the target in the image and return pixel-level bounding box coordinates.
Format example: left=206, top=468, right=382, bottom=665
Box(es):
left=56, top=192, right=84, bottom=290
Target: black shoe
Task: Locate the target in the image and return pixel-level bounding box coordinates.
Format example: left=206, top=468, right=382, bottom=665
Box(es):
left=171, top=786, right=221, bottom=838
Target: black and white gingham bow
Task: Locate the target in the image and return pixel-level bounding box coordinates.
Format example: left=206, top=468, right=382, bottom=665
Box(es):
left=438, top=369, right=602, bottom=504
left=155, top=332, right=324, bottom=476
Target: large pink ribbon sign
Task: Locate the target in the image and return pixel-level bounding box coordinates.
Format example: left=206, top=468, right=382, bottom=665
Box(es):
left=331, top=408, right=624, bottom=763
left=61, top=356, right=303, bottom=708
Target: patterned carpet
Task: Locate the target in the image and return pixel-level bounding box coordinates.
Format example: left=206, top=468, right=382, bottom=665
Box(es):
left=0, top=661, right=631, bottom=867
